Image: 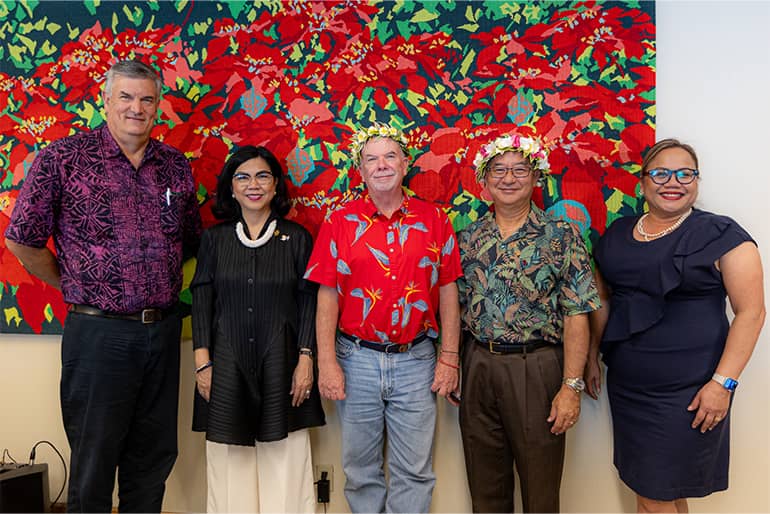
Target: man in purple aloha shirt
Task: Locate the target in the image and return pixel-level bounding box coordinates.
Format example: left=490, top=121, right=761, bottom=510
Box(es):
left=5, top=60, right=201, bottom=513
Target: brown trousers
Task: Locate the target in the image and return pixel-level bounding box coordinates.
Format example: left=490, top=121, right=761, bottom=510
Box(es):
left=459, top=338, right=566, bottom=513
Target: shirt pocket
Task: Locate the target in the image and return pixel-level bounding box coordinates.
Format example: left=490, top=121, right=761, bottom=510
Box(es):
left=158, top=189, right=185, bottom=237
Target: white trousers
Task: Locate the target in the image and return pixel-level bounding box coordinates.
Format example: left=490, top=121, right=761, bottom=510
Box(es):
left=206, top=429, right=315, bottom=513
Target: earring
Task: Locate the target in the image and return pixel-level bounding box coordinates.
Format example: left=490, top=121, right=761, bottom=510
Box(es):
left=231, top=192, right=235, bottom=198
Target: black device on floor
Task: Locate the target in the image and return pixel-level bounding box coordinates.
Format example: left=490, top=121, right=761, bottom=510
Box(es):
left=0, top=463, right=50, bottom=513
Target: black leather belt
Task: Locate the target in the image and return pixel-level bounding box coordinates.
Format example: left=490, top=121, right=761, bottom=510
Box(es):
left=69, top=304, right=170, bottom=324
left=339, top=332, right=433, bottom=353
left=475, top=339, right=551, bottom=355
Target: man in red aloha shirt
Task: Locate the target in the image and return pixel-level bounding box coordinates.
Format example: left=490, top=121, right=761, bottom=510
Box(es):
left=304, top=123, right=462, bottom=513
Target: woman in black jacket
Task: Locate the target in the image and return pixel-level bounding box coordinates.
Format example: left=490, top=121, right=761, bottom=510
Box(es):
left=191, top=145, right=324, bottom=513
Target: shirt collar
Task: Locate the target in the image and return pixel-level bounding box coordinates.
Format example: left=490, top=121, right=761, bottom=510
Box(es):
left=361, top=188, right=412, bottom=219
left=99, top=125, right=158, bottom=163
left=483, top=202, right=547, bottom=240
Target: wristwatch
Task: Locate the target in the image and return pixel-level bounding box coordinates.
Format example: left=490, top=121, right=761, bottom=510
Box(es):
left=562, top=377, right=586, bottom=394
left=712, top=373, right=738, bottom=392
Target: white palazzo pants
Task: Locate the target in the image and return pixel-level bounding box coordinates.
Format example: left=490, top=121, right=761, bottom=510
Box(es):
left=206, top=428, right=315, bottom=513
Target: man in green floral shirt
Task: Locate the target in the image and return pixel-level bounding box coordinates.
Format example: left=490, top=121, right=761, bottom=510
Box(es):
left=457, top=134, right=600, bottom=513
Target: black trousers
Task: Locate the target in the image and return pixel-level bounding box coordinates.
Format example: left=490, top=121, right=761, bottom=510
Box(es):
left=60, top=311, right=181, bottom=513
left=460, top=339, right=566, bottom=513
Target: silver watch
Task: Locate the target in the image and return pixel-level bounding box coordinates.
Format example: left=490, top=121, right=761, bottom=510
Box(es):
left=563, top=377, right=586, bottom=394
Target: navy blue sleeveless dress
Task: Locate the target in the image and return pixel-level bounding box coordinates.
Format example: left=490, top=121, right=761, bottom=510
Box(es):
left=594, top=209, right=754, bottom=501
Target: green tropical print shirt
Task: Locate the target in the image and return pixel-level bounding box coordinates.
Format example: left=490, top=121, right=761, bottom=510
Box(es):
left=458, top=204, right=600, bottom=345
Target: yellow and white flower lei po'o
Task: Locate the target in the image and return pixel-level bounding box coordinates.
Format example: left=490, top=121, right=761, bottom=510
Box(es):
left=350, top=122, right=410, bottom=168
left=472, top=134, right=551, bottom=182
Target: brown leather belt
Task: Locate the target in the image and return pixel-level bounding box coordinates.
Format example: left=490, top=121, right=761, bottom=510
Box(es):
left=475, top=339, right=551, bottom=355
left=69, top=304, right=169, bottom=324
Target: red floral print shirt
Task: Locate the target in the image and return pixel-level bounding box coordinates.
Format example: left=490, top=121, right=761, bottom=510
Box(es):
left=305, top=192, right=462, bottom=344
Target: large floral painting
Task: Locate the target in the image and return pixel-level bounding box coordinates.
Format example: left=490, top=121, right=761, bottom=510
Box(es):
left=0, top=1, right=655, bottom=334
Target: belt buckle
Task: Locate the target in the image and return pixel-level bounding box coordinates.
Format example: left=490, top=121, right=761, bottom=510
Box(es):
left=488, top=341, right=501, bottom=355
left=141, top=309, right=155, bottom=324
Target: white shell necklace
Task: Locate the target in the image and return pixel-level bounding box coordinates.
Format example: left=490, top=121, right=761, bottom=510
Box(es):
left=636, top=208, right=692, bottom=241
left=235, top=219, right=277, bottom=248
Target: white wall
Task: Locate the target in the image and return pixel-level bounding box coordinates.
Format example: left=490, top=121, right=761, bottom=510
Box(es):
left=1, top=1, right=769, bottom=512
left=653, top=2, right=770, bottom=510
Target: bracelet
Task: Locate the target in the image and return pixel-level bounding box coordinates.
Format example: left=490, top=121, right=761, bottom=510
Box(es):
left=438, top=358, right=460, bottom=370
left=440, top=349, right=459, bottom=355
left=195, top=361, right=213, bottom=374
left=299, top=348, right=313, bottom=357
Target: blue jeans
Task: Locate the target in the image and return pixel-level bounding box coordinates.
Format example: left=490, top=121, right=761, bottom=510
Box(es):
left=336, top=335, right=437, bottom=514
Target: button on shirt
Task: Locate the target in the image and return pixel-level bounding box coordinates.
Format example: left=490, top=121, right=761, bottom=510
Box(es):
left=305, top=192, right=462, bottom=344
left=5, top=126, right=202, bottom=313
left=458, top=204, right=600, bottom=345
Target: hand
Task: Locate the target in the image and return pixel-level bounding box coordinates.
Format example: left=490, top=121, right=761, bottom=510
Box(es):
left=547, top=385, right=581, bottom=435
left=318, top=359, right=346, bottom=400
left=196, top=367, right=212, bottom=402
left=290, top=354, right=314, bottom=407
left=584, top=353, right=603, bottom=400
left=687, top=380, right=730, bottom=433
left=431, top=353, right=460, bottom=406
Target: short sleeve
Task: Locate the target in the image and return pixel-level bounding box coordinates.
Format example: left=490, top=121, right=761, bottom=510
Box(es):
left=672, top=213, right=756, bottom=288
left=691, top=216, right=755, bottom=261
left=5, top=145, right=61, bottom=248
left=436, top=208, right=463, bottom=286
left=303, top=212, right=339, bottom=288
left=558, top=222, right=600, bottom=316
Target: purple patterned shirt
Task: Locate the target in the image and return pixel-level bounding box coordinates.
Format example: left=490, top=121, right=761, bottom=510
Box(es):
left=5, top=126, right=201, bottom=313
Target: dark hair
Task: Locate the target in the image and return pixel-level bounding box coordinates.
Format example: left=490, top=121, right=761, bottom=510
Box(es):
left=641, top=138, right=699, bottom=173
left=103, top=60, right=162, bottom=98
left=212, top=145, right=291, bottom=220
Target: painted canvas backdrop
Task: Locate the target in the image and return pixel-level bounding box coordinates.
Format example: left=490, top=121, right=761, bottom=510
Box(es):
left=0, top=0, right=655, bottom=334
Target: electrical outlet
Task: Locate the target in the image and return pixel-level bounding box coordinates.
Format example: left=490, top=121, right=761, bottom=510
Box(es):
left=314, top=464, right=333, bottom=492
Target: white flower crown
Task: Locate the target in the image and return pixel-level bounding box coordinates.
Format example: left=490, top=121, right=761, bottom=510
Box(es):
left=472, top=134, right=550, bottom=182
left=349, top=123, right=410, bottom=167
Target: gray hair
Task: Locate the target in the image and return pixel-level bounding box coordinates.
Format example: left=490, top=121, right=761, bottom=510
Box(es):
left=103, top=60, right=162, bottom=98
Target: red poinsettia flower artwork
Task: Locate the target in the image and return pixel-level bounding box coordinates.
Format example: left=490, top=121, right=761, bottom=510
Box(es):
left=543, top=4, right=653, bottom=71
left=33, top=23, right=114, bottom=103
left=0, top=1, right=655, bottom=334
left=0, top=100, right=75, bottom=148
left=0, top=191, right=68, bottom=332
left=411, top=123, right=484, bottom=206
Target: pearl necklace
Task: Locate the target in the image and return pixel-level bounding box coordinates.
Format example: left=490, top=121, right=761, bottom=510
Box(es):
left=636, top=209, right=692, bottom=241
left=235, top=219, right=277, bottom=248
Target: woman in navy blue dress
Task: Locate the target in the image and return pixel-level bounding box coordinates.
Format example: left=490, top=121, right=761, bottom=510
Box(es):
left=586, top=139, right=765, bottom=513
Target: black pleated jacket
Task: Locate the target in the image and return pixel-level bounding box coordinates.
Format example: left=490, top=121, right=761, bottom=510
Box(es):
left=190, top=217, right=325, bottom=444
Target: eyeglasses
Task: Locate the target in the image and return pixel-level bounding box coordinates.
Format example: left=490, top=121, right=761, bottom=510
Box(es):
left=232, top=171, right=274, bottom=187
left=487, top=165, right=533, bottom=180
left=643, top=167, right=700, bottom=185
